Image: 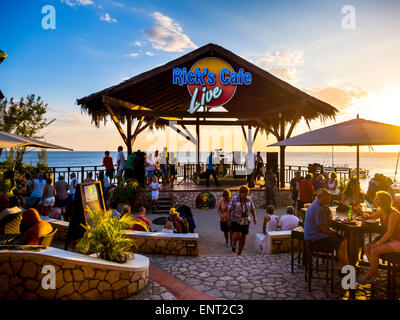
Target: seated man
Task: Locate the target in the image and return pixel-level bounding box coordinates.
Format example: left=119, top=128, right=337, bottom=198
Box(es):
left=304, top=188, right=350, bottom=273
left=132, top=207, right=151, bottom=232
left=278, top=206, right=299, bottom=231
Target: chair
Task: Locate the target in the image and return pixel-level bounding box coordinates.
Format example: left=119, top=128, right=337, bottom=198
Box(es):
left=0, top=211, right=23, bottom=234
left=291, top=226, right=305, bottom=273
left=377, top=252, right=400, bottom=299
left=304, top=240, right=335, bottom=293
left=40, top=229, right=57, bottom=247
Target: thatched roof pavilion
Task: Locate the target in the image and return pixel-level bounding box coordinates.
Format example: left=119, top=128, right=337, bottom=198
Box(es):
left=77, top=43, right=338, bottom=187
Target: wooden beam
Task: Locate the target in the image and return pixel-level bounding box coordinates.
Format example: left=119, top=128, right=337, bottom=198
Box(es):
left=103, top=95, right=149, bottom=111
left=253, top=126, right=260, bottom=141
left=131, top=116, right=145, bottom=149
left=167, top=123, right=196, bottom=145
left=134, top=117, right=161, bottom=136
left=179, top=124, right=196, bottom=142
left=104, top=103, right=127, bottom=145
left=241, top=125, right=247, bottom=141
left=177, top=120, right=259, bottom=126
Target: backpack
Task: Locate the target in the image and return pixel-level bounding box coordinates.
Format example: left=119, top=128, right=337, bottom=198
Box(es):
left=177, top=205, right=196, bottom=232
left=178, top=216, right=190, bottom=234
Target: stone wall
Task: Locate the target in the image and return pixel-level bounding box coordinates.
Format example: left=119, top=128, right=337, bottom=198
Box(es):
left=0, top=247, right=149, bottom=300
left=166, top=189, right=292, bottom=209
left=125, top=231, right=199, bottom=256
left=46, top=219, right=199, bottom=257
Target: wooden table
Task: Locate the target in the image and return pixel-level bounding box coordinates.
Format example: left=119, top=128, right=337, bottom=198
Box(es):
left=301, top=207, right=381, bottom=265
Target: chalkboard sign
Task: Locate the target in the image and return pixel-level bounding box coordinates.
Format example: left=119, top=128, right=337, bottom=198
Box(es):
left=64, top=181, right=106, bottom=250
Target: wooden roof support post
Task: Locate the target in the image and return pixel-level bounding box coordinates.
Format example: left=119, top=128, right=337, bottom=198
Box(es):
left=127, top=115, right=132, bottom=154
left=196, top=119, right=200, bottom=177
left=279, top=113, right=286, bottom=189
left=104, top=102, right=128, bottom=147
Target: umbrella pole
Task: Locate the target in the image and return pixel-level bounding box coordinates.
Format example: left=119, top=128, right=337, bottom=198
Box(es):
left=356, top=144, right=360, bottom=204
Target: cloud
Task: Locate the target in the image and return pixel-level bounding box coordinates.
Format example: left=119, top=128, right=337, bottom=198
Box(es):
left=132, top=41, right=143, bottom=47
left=145, top=51, right=154, bottom=56
left=305, top=85, right=368, bottom=110
left=61, top=0, right=94, bottom=6
left=132, top=7, right=145, bottom=13
left=143, top=12, right=197, bottom=52
left=255, top=49, right=303, bottom=83
left=125, top=53, right=139, bottom=58
left=100, top=13, right=117, bottom=23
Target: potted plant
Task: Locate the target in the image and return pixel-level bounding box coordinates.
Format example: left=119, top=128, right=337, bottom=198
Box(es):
left=76, top=207, right=145, bottom=263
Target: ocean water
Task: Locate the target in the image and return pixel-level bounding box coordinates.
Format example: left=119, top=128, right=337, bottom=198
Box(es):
left=1, top=150, right=399, bottom=190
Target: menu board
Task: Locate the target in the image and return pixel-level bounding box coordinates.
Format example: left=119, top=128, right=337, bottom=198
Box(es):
left=80, top=181, right=105, bottom=215
left=65, top=181, right=106, bottom=250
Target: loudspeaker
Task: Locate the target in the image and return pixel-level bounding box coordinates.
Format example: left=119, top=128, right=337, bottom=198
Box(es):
left=266, top=152, right=278, bottom=175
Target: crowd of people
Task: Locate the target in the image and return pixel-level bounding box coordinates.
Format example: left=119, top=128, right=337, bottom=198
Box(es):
left=103, top=146, right=178, bottom=191
left=216, top=185, right=300, bottom=255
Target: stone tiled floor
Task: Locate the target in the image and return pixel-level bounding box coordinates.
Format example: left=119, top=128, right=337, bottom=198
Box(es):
left=144, top=253, right=345, bottom=300
left=53, top=241, right=389, bottom=300
left=127, top=279, right=177, bottom=300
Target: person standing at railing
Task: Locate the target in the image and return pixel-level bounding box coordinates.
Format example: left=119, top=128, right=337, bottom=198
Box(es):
left=116, top=146, right=126, bottom=180
left=206, top=152, right=220, bottom=187
left=245, top=152, right=256, bottom=188
left=327, top=172, right=339, bottom=201
left=54, top=175, right=69, bottom=216
left=102, top=151, right=114, bottom=182
left=69, top=173, right=78, bottom=201
left=27, top=173, right=46, bottom=208
left=160, top=147, right=169, bottom=189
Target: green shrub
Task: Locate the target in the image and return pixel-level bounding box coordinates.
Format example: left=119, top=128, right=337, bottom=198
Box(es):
left=76, top=207, right=137, bottom=263
left=110, top=178, right=145, bottom=209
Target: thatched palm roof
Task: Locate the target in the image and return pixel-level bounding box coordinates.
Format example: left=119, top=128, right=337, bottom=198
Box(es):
left=77, top=43, right=337, bottom=129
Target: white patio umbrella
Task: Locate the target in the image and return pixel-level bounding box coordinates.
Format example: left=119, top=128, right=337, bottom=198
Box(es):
left=0, top=131, right=73, bottom=150
left=269, top=115, right=400, bottom=194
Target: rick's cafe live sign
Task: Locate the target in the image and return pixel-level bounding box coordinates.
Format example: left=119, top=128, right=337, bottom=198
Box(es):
left=172, top=57, right=252, bottom=114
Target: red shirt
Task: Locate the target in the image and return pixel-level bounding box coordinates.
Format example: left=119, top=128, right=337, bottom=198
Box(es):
left=132, top=216, right=151, bottom=232
left=299, top=179, right=315, bottom=202
left=103, top=156, right=114, bottom=171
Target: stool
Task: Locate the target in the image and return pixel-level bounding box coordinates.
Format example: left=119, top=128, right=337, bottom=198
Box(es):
left=305, top=240, right=335, bottom=293
left=291, top=226, right=304, bottom=273
left=378, top=252, right=400, bottom=299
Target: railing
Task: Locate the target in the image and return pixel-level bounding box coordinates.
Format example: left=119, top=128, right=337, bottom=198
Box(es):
left=6, top=162, right=351, bottom=186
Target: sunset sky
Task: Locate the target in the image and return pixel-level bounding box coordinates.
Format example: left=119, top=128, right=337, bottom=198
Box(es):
left=1, top=0, right=400, bottom=153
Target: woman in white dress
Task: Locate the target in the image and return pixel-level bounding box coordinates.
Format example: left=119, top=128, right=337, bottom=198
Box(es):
left=328, top=172, right=339, bottom=201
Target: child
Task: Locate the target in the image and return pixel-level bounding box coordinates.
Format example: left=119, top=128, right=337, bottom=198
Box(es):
left=150, top=176, right=160, bottom=211
left=160, top=221, right=174, bottom=233
left=109, top=201, right=121, bottom=218
left=277, top=206, right=299, bottom=231
left=262, top=205, right=278, bottom=233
